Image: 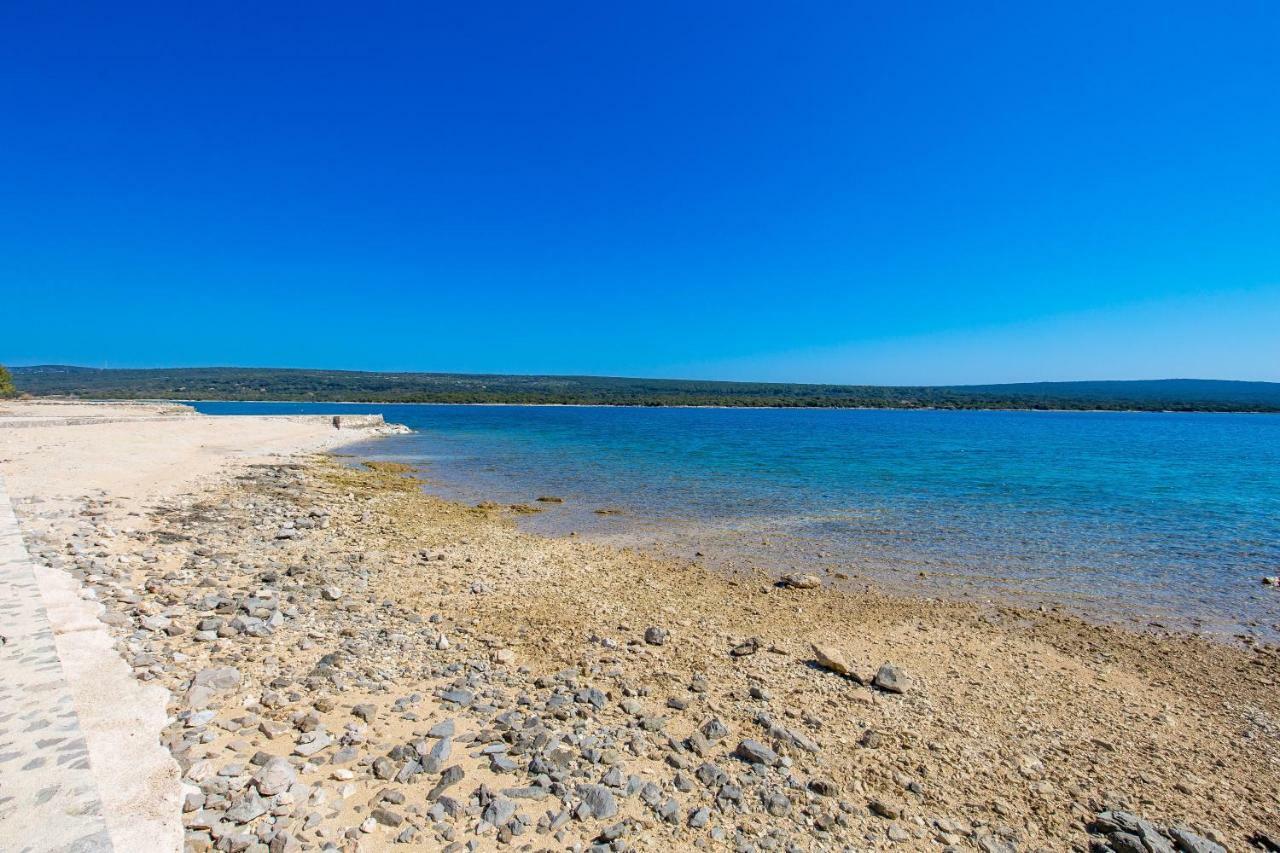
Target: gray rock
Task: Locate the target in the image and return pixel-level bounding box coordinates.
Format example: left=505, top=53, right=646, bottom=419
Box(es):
left=644, top=626, right=668, bottom=646
left=1109, top=833, right=1148, bottom=853
left=225, top=790, right=269, bottom=824
left=764, top=792, right=790, bottom=817
left=427, top=765, right=464, bottom=800
left=482, top=796, right=517, bottom=826
left=371, top=807, right=404, bottom=827
left=292, top=731, right=332, bottom=757
left=254, top=757, right=296, bottom=796
left=1168, top=828, right=1226, bottom=853
left=869, top=797, right=903, bottom=819
left=269, top=831, right=301, bottom=853
left=809, top=777, right=838, bottom=797
left=1093, top=812, right=1143, bottom=834
left=394, top=759, right=423, bottom=783
left=185, top=710, right=216, bottom=728
left=598, top=821, right=628, bottom=841
left=423, top=736, right=451, bottom=772
left=699, top=718, right=729, bottom=742
left=439, top=689, right=473, bottom=706
left=1137, top=824, right=1177, bottom=853
left=192, top=666, right=242, bottom=690
left=578, top=783, right=618, bottom=819
left=734, top=739, right=779, bottom=766
left=427, top=718, right=455, bottom=738
left=975, top=833, right=1018, bottom=853
left=695, top=762, right=728, bottom=788
left=503, top=786, right=550, bottom=800
left=873, top=663, right=911, bottom=694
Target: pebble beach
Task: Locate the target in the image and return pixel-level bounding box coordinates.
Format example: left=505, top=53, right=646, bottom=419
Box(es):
left=1, top=402, right=1277, bottom=852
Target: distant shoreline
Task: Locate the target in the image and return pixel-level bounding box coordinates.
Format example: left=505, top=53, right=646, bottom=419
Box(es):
left=178, top=398, right=1279, bottom=414
left=15, top=395, right=1280, bottom=414
left=14, top=367, right=1280, bottom=413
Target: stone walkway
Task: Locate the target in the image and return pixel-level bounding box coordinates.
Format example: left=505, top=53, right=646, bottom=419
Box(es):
left=0, top=475, right=113, bottom=853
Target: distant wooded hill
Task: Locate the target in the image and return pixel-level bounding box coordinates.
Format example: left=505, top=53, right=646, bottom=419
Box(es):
left=10, top=366, right=1280, bottom=412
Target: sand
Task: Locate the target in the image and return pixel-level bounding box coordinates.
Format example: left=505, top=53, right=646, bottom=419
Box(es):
left=0, top=402, right=381, bottom=508
left=0, top=403, right=400, bottom=853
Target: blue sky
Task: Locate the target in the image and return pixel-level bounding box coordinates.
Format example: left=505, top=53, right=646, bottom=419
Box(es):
left=3, top=2, right=1278, bottom=383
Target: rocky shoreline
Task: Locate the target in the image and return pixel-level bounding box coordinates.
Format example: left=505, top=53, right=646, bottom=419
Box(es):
left=13, top=454, right=1280, bottom=852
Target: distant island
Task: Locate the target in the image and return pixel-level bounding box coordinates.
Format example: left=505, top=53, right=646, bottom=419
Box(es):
left=10, top=365, right=1280, bottom=412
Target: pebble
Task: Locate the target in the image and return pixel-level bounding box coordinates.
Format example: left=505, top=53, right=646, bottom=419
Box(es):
left=873, top=663, right=911, bottom=694
left=31, top=457, right=1252, bottom=853
left=779, top=572, right=822, bottom=589
left=811, top=642, right=856, bottom=678
left=578, top=783, right=618, bottom=819
left=253, top=756, right=297, bottom=796
left=734, top=739, right=779, bottom=766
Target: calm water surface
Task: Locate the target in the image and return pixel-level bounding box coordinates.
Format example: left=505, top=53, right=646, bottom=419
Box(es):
left=193, top=403, right=1280, bottom=639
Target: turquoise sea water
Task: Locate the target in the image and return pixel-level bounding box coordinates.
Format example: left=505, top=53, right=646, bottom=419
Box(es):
left=194, top=403, right=1280, bottom=640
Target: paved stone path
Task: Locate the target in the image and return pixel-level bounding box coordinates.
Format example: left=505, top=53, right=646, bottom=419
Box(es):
left=0, top=475, right=113, bottom=853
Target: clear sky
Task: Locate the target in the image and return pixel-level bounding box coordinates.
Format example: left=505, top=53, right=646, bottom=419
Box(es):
left=3, top=2, right=1278, bottom=384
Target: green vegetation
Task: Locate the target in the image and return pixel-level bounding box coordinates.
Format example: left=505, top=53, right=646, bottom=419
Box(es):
left=0, top=364, right=16, bottom=398
left=10, top=365, right=1280, bottom=412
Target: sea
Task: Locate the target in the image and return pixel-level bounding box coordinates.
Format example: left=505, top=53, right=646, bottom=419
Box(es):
left=192, top=402, right=1280, bottom=641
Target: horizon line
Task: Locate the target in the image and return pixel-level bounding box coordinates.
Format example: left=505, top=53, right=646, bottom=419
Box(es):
left=8, top=363, right=1279, bottom=389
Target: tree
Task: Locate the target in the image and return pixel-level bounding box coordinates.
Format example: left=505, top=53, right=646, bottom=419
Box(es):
left=0, top=364, right=16, bottom=398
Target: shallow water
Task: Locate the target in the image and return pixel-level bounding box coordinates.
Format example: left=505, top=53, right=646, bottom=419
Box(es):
left=193, top=402, right=1280, bottom=639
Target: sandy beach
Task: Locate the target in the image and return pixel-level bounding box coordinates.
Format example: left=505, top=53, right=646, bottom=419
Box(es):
left=1, top=403, right=1276, bottom=852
